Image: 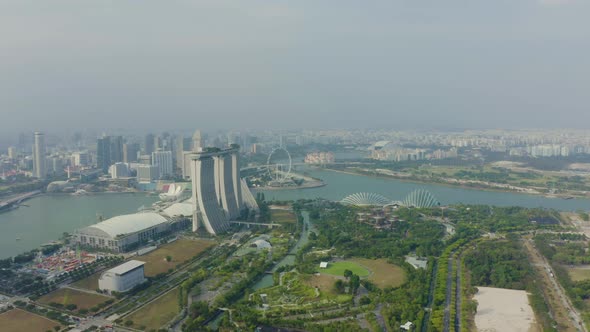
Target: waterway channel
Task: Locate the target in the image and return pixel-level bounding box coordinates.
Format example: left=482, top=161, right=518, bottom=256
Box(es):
left=252, top=211, right=314, bottom=290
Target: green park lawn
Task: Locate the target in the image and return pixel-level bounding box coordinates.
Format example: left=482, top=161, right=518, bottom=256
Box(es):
left=125, top=287, right=180, bottom=331
left=321, top=261, right=369, bottom=278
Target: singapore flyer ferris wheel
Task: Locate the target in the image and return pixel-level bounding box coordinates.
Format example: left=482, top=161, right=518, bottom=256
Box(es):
left=267, top=147, right=292, bottom=184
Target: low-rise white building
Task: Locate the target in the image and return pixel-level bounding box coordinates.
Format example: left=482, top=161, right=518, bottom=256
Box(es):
left=98, top=260, right=146, bottom=294
left=75, top=212, right=170, bottom=252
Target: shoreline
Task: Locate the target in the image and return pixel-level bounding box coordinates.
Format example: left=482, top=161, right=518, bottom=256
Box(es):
left=323, top=167, right=588, bottom=200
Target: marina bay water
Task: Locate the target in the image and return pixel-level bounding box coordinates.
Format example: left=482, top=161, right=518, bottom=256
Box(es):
left=258, top=167, right=590, bottom=211
left=0, top=193, right=158, bottom=259
left=2, top=167, right=590, bottom=259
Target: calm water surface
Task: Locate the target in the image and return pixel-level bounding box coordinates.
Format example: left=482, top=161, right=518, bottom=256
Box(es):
left=0, top=193, right=158, bottom=258
left=259, top=167, right=590, bottom=211
left=3, top=167, right=590, bottom=259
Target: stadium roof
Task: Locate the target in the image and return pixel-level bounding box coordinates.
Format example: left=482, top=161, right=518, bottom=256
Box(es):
left=162, top=202, right=193, bottom=217
left=84, top=212, right=168, bottom=238
left=107, top=260, right=145, bottom=275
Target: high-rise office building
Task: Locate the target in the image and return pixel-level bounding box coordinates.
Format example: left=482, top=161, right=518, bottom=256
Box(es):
left=192, top=130, right=202, bottom=152
left=49, top=156, right=64, bottom=174
left=109, top=162, right=130, bottom=179
left=151, top=150, right=173, bottom=179
left=33, top=132, right=47, bottom=179
left=7, top=146, right=17, bottom=160
left=144, top=134, right=155, bottom=155
left=110, top=136, right=124, bottom=163
left=96, top=136, right=111, bottom=173
left=137, top=164, right=159, bottom=182
left=154, top=135, right=162, bottom=151
left=123, top=143, right=139, bottom=163
left=175, top=136, right=191, bottom=172
left=72, top=152, right=89, bottom=167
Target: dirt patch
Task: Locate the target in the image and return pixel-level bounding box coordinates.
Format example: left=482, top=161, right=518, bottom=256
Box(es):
left=474, top=287, right=536, bottom=332
left=304, top=274, right=339, bottom=294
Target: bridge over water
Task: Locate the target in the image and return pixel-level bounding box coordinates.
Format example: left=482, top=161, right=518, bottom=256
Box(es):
left=0, top=191, right=41, bottom=211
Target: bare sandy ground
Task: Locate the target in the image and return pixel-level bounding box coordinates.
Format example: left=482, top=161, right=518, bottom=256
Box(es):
left=474, top=287, right=536, bottom=332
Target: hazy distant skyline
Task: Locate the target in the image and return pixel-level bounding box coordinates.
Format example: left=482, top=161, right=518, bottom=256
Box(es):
left=1, top=0, right=589, bottom=133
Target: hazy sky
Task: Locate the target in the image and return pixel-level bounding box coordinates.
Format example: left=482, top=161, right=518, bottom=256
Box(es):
left=1, top=0, right=589, bottom=133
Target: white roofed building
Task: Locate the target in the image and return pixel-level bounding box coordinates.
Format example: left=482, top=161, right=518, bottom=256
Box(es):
left=162, top=201, right=194, bottom=218
left=75, top=212, right=171, bottom=252
left=98, top=260, right=146, bottom=294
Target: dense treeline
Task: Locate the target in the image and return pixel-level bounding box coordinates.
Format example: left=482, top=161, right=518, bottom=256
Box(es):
left=307, top=204, right=445, bottom=260
left=381, top=264, right=431, bottom=330
left=535, top=234, right=590, bottom=318
left=424, top=205, right=561, bottom=232
left=464, top=239, right=530, bottom=290
left=535, top=233, right=590, bottom=265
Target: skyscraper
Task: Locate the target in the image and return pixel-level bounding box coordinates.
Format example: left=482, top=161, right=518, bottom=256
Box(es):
left=7, top=146, right=17, bottom=160
left=151, top=150, right=173, bottom=179
left=192, top=130, right=202, bottom=152
left=144, top=133, right=155, bottom=155
left=136, top=164, right=159, bottom=182
left=96, top=136, right=111, bottom=173
left=110, top=136, right=124, bottom=163
left=123, top=143, right=139, bottom=163
left=191, top=153, right=231, bottom=235
left=175, top=136, right=191, bottom=172
left=190, top=147, right=243, bottom=235
left=33, top=132, right=47, bottom=179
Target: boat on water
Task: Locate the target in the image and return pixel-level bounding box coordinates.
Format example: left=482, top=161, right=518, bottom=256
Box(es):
left=16, top=237, right=21, bottom=241
left=72, top=189, right=88, bottom=196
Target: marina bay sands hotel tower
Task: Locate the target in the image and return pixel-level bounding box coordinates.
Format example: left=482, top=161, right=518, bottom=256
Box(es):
left=190, top=146, right=244, bottom=235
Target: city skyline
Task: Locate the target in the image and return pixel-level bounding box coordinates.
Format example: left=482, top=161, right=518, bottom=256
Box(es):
left=2, top=2, right=590, bottom=331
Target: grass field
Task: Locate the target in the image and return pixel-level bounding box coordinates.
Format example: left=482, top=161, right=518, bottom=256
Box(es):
left=567, top=267, right=590, bottom=282
left=139, top=238, right=215, bottom=276
left=270, top=209, right=297, bottom=223
left=321, top=261, right=369, bottom=277
left=0, top=309, right=62, bottom=332
left=38, top=287, right=111, bottom=311
left=352, top=258, right=406, bottom=288
left=126, top=287, right=180, bottom=330
left=71, top=271, right=101, bottom=290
